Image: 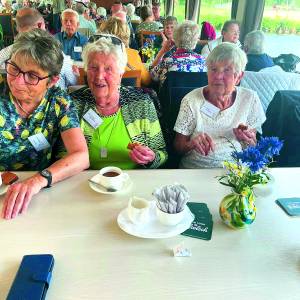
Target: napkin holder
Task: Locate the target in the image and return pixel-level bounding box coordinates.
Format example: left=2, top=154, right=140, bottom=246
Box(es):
left=7, top=254, right=54, bottom=300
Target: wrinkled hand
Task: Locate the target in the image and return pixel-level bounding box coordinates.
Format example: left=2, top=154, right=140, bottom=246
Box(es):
left=2, top=176, right=45, bottom=219
left=233, top=125, right=257, bottom=146
left=161, top=38, right=174, bottom=53
left=129, top=145, right=155, bottom=165
left=190, top=133, right=215, bottom=156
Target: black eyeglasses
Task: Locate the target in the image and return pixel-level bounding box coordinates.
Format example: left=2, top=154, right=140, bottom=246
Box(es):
left=5, top=61, right=51, bottom=86
left=88, top=34, right=124, bottom=52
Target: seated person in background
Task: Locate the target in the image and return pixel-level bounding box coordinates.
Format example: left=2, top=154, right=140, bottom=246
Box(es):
left=174, top=43, right=265, bottom=169
left=133, top=0, right=142, bottom=17
left=151, top=20, right=206, bottom=86
left=201, top=20, right=241, bottom=58
left=1, top=29, right=89, bottom=219
left=69, top=37, right=167, bottom=169
left=197, top=21, right=216, bottom=47
left=96, top=6, right=107, bottom=23
left=75, top=1, right=97, bottom=34
left=151, top=16, right=178, bottom=67
left=88, top=2, right=98, bottom=21
left=136, top=5, right=161, bottom=46
left=126, top=3, right=140, bottom=21
left=152, top=2, right=164, bottom=24
left=0, top=7, right=77, bottom=90
left=100, top=17, right=151, bottom=86
left=244, top=30, right=274, bottom=72
left=55, top=9, right=88, bottom=61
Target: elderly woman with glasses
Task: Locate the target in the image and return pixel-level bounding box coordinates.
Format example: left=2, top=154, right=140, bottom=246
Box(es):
left=174, top=43, right=266, bottom=169
left=201, top=20, right=242, bottom=59
left=0, top=29, right=89, bottom=219
left=69, top=35, right=167, bottom=169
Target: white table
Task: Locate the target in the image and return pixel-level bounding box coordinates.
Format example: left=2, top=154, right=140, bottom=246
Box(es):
left=0, top=169, right=299, bottom=300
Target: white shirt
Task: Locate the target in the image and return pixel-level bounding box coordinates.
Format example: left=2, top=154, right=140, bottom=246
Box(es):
left=0, top=45, right=77, bottom=90
left=174, top=86, right=266, bottom=169
left=201, top=36, right=242, bottom=58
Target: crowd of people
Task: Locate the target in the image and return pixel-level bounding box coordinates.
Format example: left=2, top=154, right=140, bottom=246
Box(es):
left=0, top=0, right=282, bottom=219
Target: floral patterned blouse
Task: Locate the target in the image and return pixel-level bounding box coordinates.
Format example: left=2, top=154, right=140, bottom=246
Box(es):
left=150, top=48, right=207, bottom=86
left=0, top=87, right=79, bottom=171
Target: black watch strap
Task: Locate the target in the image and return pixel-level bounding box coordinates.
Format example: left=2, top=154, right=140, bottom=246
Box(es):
left=39, top=169, right=52, bottom=188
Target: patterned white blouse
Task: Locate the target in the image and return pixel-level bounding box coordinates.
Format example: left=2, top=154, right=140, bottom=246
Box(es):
left=174, top=86, right=266, bottom=169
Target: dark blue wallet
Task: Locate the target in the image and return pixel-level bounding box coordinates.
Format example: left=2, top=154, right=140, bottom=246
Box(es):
left=6, top=254, right=54, bottom=300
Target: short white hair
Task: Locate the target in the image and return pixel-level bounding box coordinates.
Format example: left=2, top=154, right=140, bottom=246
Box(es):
left=206, top=42, right=247, bottom=74
left=61, top=9, right=79, bottom=22
left=244, top=30, right=265, bottom=55
left=173, top=20, right=199, bottom=50
left=97, top=6, right=106, bottom=16
left=82, top=36, right=127, bottom=74
left=126, top=3, right=135, bottom=16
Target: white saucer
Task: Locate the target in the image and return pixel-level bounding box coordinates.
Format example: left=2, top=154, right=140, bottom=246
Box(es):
left=0, top=184, right=8, bottom=196
left=117, top=201, right=195, bottom=239
left=89, top=173, right=132, bottom=195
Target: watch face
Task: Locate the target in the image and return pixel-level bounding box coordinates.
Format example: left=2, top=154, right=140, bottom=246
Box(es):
left=41, top=170, right=51, bottom=177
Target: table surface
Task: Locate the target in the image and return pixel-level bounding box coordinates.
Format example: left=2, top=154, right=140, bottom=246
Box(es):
left=0, top=169, right=299, bottom=300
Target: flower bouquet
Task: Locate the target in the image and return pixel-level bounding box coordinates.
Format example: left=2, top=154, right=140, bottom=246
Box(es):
left=218, top=137, right=283, bottom=229
left=140, top=35, right=158, bottom=65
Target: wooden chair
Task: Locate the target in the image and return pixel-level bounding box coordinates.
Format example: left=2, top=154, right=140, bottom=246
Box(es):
left=139, top=30, right=161, bottom=48
left=122, top=70, right=141, bottom=87
left=77, top=67, right=86, bottom=85
left=0, top=13, right=15, bottom=47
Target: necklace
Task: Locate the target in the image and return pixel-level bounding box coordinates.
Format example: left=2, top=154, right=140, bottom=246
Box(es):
left=14, top=97, right=31, bottom=116
left=98, top=110, right=119, bottom=158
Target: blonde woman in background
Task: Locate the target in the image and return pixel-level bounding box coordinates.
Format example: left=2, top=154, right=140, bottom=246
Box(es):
left=100, top=16, right=151, bottom=86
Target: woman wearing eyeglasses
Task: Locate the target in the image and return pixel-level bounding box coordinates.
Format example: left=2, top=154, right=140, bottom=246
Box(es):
left=69, top=36, right=167, bottom=169
left=174, top=43, right=265, bottom=168
left=201, top=20, right=242, bottom=59
left=0, top=29, right=89, bottom=219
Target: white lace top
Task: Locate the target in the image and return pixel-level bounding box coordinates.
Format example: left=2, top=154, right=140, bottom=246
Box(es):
left=174, top=86, right=266, bottom=169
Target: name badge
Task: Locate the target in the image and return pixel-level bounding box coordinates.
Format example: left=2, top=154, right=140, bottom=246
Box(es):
left=74, top=46, right=82, bottom=53
left=83, top=108, right=103, bottom=129
left=200, top=101, right=220, bottom=119
left=28, top=133, right=50, bottom=152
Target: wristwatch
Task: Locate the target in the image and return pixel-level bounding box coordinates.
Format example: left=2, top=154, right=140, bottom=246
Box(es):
left=39, top=169, right=52, bottom=188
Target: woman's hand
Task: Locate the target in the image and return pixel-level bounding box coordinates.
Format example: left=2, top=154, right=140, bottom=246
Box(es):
left=233, top=124, right=257, bottom=146
left=129, top=145, right=155, bottom=165
left=190, top=133, right=215, bottom=156
left=2, top=175, right=46, bottom=220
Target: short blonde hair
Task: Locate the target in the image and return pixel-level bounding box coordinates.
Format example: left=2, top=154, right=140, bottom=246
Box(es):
left=206, top=42, right=247, bottom=74
left=82, top=36, right=127, bottom=74
left=101, top=17, right=130, bottom=47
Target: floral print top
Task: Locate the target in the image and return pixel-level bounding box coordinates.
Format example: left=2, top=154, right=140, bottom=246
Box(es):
left=0, top=87, right=79, bottom=171
left=150, top=48, right=207, bottom=86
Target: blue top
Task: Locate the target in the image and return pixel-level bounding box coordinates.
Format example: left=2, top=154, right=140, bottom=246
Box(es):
left=55, top=31, right=88, bottom=61
left=246, top=53, right=275, bottom=72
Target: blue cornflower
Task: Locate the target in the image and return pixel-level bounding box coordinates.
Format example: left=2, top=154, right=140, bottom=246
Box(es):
left=257, top=137, right=283, bottom=159
left=233, top=147, right=268, bottom=173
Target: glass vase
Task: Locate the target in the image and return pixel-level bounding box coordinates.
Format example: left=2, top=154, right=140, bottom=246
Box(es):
left=219, top=188, right=256, bottom=229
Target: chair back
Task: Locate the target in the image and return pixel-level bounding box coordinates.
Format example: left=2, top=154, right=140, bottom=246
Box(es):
left=0, top=13, right=14, bottom=46
left=159, top=71, right=208, bottom=168
left=78, top=27, right=92, bottom=38
left=122, top=69, right=141, bottom=87
left=262, top=90, right=300, bottom=167
left=139, top=30, right=161, bottom=47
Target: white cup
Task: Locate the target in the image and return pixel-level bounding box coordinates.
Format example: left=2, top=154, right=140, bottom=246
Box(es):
left=98, top=166, right=129, bottom=191
left=127, top=196, right=150, bottom=225
left=156, top=205, right=186, bottom=226
left=0, top=172, right=2, bottom=187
